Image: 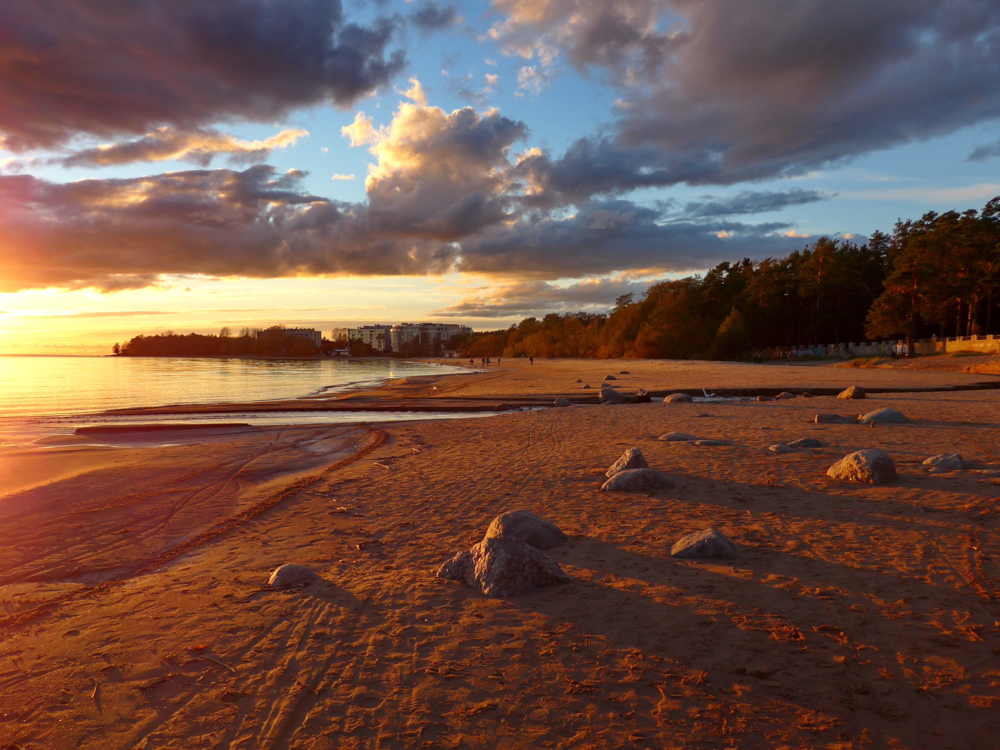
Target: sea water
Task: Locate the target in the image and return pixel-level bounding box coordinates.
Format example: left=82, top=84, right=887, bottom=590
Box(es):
left=0, top=356, right=476, bottom=445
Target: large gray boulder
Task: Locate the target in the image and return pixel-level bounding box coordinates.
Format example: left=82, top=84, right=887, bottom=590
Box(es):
left=787, top=437, right=823, bottom=448
left=268, top=563, right=321, bottom=589
left=815, top=414, right=859, bottom=424
left=923, top=453, right=964, bottom=471
left=664, top=392, right=693, bottom=403
left=599, top=387, right=626, bottom=404
left=859, top=408, right=909, bottom=425
left=670, top=528, right=740, bottom=559
left=483, top=510, right=568, bottom=550
left=837, top=386, right=866, bottom=400
left=436, top=536, right=571, bottom=597
left=601, top=468, right=675, bottom=492
left=553, top=397, right=572, bottom=407
left=606, top=447, right=649, bottom=477
left=826, top=449, right=896, bottom=484
left=659, top=432, right=699, bottom=442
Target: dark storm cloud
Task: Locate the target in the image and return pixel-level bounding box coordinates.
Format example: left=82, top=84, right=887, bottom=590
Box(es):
left=0, top=0, right=404, bottom=151
left=492, top=0, right=1000, bottom=193
left=409, top=1, right=458, bottom=31
left=680, top=189, right=830, bottom=218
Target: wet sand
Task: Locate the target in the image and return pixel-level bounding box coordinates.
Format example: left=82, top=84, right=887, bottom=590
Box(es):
left=1, top=360, right=999, bottom=748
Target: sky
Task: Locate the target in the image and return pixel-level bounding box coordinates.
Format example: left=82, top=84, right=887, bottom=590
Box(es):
left=2, top=0, right=1000, bottom=355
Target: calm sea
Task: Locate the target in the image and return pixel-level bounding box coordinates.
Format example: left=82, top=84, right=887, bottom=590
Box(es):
left=0, top=356, right=474, bottom=446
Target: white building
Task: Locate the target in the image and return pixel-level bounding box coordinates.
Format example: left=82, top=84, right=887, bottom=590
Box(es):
left=349, top=325, right=394, bottom=352
left=389, top=323, right=472, bottom=354
left=284, top=328, right=322, bottom=347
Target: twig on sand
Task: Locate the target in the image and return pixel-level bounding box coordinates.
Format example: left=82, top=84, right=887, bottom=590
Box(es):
left=192, top=653, right=237, bottom=673
left=90, top=680, right=99, bottom=699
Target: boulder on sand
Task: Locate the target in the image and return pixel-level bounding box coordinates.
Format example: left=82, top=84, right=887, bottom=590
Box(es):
left=268, top=563, right=321, bottom=589
left=619, top=370, right=630, bottom=375
left=436, top=536, right=571, bottom=597
left=603, top=375, right=618, bottom=381
left=671, top=528, right=740, bottom=559
left=601, top=468, right=675, bottom=492
left=787, top=437, right=823, bottom=448
left=838, top=386, right=866, bottom=400
left=769, top=444, right=796, bottom=454
left=575, top=379, right=583, bottom=383
left=606, top=447, right=649, bottom=477
left=553, top=397, right=572, bottom=407
left=693, top=439, right=728, bottom=446
left=826, top=449, right=896, bottom=484
left=599, top=387, right=626, bottom=404
left=923, top=453, right=964, bottom=471
left=859, top=408, right=908, bottom=425
left=756, top=395, right=776, bottom=402
left=582, top=384, right=592, bottom=389
left=664, top=392, right=693, bottom=403
left=483, top=510, right=568, bottom=549
left=815, top=414, right=859, bottom=424
left=658, top=432, right=699, bottom=442
left=775, top=392, right=797, bottom=400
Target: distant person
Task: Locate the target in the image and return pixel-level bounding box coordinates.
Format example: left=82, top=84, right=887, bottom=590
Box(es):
left=497, top=357, right=501, bottom=365
left=530, top=356, right=534, bottom=365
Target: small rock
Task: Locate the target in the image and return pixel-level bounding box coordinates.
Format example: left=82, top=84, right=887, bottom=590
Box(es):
left=694, top=439, right=728, bottom=446
left=695, top=413, right=711, bottom=418
left=826, top=449, right=896, bottom=484
left=837, top=385, right=866, bottom=400
left=599, top=387, right=626, bottom=404
left=553, top=397, right=572, bottom=407
left=787, top=437, right=823, bottom=449
left=436, top=536, right=571, bottom=597
left=575, top=379, right=583, bottom=383
left=603, top=375, right=618, bottom=381
left=606, top=447, right=649, bottom=477
left=775, top=392, right=797, bottom=400
left=756, top=395, right=776, bottom=402
left=670, top=528, right=740, bottom=559
left=268, top=564, right=320, bottom=589
left=815, top=414, right=859, bottom=424
left=619, top=371, right=630, bottom=375
left=601, top=468, right=675, bottom=492
left=800, top=392, right=813, bottom=398
left=483, top=510, right=568, bottom=550
left=582, top=384, right=592, bottom=389
left=658, top=432, right=698, bottom=441
left=664, top=392, right=693, bottom=403
left=859, top=408, right=908, bottom=425
left=769, top=444, right=796, bottom=454
left=923, top=453, right=964, bottom=471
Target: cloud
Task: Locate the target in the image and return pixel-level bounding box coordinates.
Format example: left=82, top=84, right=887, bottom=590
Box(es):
left=434, top=276, right=654, bottom=318
left=409, top=1, right=458, bottom=31
left=454, top=199, right=802, bottom=278
left=331, top=173, right=356, bottom=180
left=489, top=0, right=1000, bottom=193
left=0, top=0, right=405, bottom=151
left=680, top=189, right=830, bottom=218
left=967, top=140, right=1000, bottom=162
left=54, top=128, right=308, bottom=168
left=841, top=183, right=1000, bottom=203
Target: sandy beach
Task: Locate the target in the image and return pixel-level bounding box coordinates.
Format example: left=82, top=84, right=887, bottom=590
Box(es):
left=1, top=358, right=999, bottom=749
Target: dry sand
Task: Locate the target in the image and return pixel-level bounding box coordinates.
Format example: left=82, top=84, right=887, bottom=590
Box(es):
left=1, top=359, right=999, bottom=749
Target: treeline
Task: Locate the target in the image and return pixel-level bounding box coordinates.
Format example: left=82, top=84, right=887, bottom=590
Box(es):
left=466, top=197, right=1000, bottom=360
left=116, top=326, right=323, bottom=357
